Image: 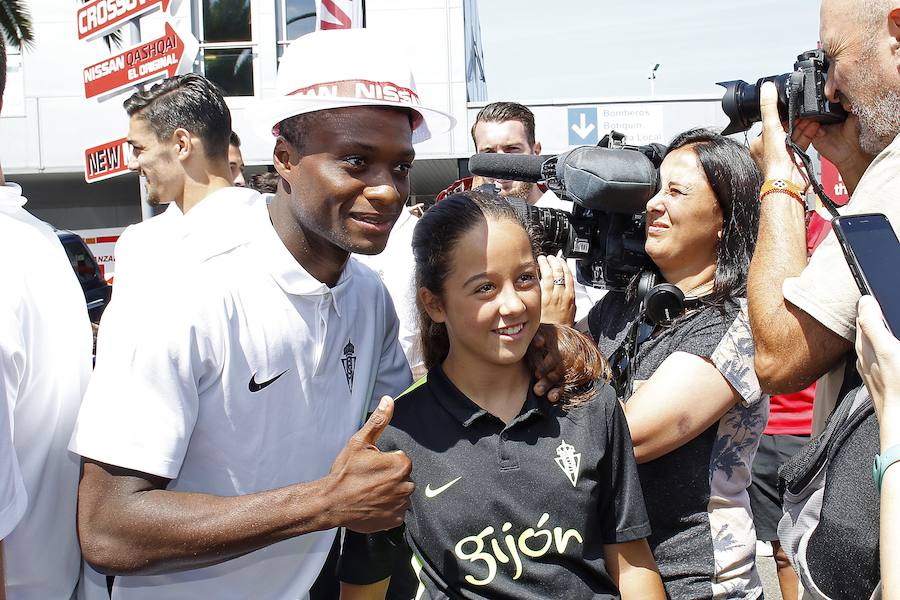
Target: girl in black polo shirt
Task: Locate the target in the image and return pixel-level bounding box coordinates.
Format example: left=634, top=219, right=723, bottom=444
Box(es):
left=338, top=191, right=664, bottom=600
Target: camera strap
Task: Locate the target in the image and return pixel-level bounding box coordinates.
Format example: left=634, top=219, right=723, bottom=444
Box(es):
left=785, top=90, right=842, bottom=220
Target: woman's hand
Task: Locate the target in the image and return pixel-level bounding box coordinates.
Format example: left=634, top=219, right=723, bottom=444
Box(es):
left=538, top=255, right=576, bottom=325
left=856, top=296, right=900, bottom=444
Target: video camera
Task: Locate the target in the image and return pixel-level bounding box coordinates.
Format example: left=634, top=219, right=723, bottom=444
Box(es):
left=717, top=48, right=846, bottom=135
left=468, top=132, right=664, bottom=291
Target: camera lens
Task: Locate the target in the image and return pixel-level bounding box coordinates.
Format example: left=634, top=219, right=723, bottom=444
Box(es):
left=507, top=197, right=571, bottom=256
left=718, top=74, right=789, bottom=135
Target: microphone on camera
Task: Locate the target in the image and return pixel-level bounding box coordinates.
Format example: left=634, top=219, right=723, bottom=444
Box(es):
left=466, top=153, right=547, bottom=183
left=468, top=146, right=660, bottom=215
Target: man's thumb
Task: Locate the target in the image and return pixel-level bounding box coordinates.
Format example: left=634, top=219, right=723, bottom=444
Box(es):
left=356, top=396, right=395, bottom=445
left=759, top=81, right=785, bottom=130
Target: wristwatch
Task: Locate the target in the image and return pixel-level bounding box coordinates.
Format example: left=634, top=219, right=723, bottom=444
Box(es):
left=872, top=444, right=900, bottom=492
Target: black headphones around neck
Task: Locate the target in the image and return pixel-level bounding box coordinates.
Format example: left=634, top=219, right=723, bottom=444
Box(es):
left=637, top=271, right=704, bottom=325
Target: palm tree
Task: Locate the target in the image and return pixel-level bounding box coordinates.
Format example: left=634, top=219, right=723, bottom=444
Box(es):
left=0, top=0, right=34, bottom=50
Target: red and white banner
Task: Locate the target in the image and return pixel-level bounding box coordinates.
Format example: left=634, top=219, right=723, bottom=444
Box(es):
left=83, top=23, right=198, bottom=100
left=77, top=0, right=172, bottom=41
left=315, top=0, right=364, bottom=30
left=84, top=138, right=130, bottom=183
left=820, top=157, right=850, bottom=206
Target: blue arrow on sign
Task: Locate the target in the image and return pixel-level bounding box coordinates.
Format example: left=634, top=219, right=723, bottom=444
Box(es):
left=568, top=107, right=598, bottom=145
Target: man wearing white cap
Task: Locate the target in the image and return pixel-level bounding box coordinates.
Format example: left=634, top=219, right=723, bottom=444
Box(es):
left=70, top=29, right=455, bottom=600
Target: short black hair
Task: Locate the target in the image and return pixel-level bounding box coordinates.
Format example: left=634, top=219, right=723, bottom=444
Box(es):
left=249, top=171, right=281, bottom=194
left=124, top=74, right=231, bottom=160
left=229, top=131, right=241, bottom=148
left=472, top=102, right=537, bottom=146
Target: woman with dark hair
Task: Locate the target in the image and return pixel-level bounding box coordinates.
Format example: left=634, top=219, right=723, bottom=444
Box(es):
left=339, top=190, right=665, bottom=599
left=580, top=128, right=768, bottom=599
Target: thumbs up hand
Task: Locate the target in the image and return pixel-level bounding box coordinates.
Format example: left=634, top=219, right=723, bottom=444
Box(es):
left=327, top=396, right=414, bottom=533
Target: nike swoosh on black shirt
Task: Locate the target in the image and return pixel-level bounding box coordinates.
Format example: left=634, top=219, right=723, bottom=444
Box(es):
left=249, top=370, right=289, bottom=393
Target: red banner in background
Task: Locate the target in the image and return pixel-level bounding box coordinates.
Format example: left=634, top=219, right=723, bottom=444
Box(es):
left=77, top=0, right=172, bottom=41
left=820, top=158, right=850, bottom=206
left=316, top=0, right=364, bottom=29
left=84, top=138, right=130, bottom=183
left=83, top=23, right=187, bottom=99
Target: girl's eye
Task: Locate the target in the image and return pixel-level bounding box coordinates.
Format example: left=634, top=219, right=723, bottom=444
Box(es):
left=518, top=272, right=538, bottom=285
left=475, top=283, right=495, bottom=294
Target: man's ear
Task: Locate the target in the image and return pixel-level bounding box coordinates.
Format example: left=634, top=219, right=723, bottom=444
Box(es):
left=419, top=287, right=446, bottom=324
left=173, top=128, right=194, bottom=162
left=532, top=141, right=542, bottom=156
left=273, top=136, right=298, bottom=180
left=890, top=7, right=900, bottom=44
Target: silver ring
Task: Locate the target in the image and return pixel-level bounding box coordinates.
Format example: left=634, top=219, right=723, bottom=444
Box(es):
left=553, top=277, right=565, bottom=286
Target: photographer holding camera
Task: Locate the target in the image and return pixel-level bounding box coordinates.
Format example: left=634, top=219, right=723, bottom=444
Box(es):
left=748, top=0, right=900, bottom=431
left=581, top=128, right=767, bottom=600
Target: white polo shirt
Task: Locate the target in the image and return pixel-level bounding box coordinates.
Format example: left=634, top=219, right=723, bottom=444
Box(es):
left=0, top=183, right=93, bottom=600
left=71, top=196, right=412, bottom=600
left=110, top=201, right=182, bottom=290
left=354, top=207, right=422, bottom=372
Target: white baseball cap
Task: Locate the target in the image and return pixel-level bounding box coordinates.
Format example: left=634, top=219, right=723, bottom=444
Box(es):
left=260, top=28, right=456, bottom=144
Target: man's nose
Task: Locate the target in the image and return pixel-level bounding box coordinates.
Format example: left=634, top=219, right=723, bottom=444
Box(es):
left=364, top=182, right=402, bottom=208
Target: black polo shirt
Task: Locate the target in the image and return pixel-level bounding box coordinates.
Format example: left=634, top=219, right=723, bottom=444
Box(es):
left=339, top=364, right=650, bottom=600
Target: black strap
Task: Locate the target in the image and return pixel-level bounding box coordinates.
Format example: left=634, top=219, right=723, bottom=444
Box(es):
left=785, top=83, right=842, bottom=220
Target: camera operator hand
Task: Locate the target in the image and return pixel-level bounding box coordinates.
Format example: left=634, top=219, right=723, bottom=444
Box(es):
left=539, top=255, right=576, bottom=325
left=326, top=396, right=414, bottom=533
left=794, top=115, right=875, bottom=197
left=750, top=81, right=810, bottom=189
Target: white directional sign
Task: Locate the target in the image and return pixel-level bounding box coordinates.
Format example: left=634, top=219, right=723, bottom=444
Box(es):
left=568, top=107, right=598, bottom=145
left=596, top=104, right=664, bottom=145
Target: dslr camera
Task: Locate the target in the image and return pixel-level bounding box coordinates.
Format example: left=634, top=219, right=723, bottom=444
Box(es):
left=718, top=48, right=846, bottom=135
left=468, top=132, right=662, bottom=291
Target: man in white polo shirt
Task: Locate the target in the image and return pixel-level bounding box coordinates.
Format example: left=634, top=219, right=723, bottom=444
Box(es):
left=107, top=74, right=247, bottom=293
left=70, top=29, right=456, bottom=600
left=0, top=39, right=94, bottom=599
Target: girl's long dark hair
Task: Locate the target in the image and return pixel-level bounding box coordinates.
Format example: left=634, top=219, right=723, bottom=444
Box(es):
left=412, top=190, right=606, bottom=407
left=666, top=128, right=762, bottom=304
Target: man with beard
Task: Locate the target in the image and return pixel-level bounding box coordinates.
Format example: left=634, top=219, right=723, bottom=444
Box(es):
left=471, top=102, right=605, bottom=320
left=749, top=0, right=900, bottom=429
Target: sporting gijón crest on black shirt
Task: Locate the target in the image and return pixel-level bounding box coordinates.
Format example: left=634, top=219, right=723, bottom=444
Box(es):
left=338, top=365, right=651, bottom=600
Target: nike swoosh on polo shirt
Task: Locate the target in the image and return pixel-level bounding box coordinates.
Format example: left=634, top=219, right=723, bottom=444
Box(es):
left=248, top=370, right=289, bottom=393
left=424, top=476, right=462, bottom=498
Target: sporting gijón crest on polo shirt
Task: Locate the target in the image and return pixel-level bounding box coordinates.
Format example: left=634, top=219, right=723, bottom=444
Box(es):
left=339, top=365, right=651, bottom=599
left=341, top=339, right=356, bottom=392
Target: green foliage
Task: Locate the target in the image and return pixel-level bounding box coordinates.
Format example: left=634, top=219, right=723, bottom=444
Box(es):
left=0, top=0, right=34, bottom=50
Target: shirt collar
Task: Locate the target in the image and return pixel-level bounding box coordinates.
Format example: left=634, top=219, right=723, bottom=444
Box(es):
left=178, top=186, right=263, bottom=260
left=430, top=364, right=548, bottom=428
left=252, top=206, right=353, bottom=313
left=0, top=183, right=26, bottom=213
